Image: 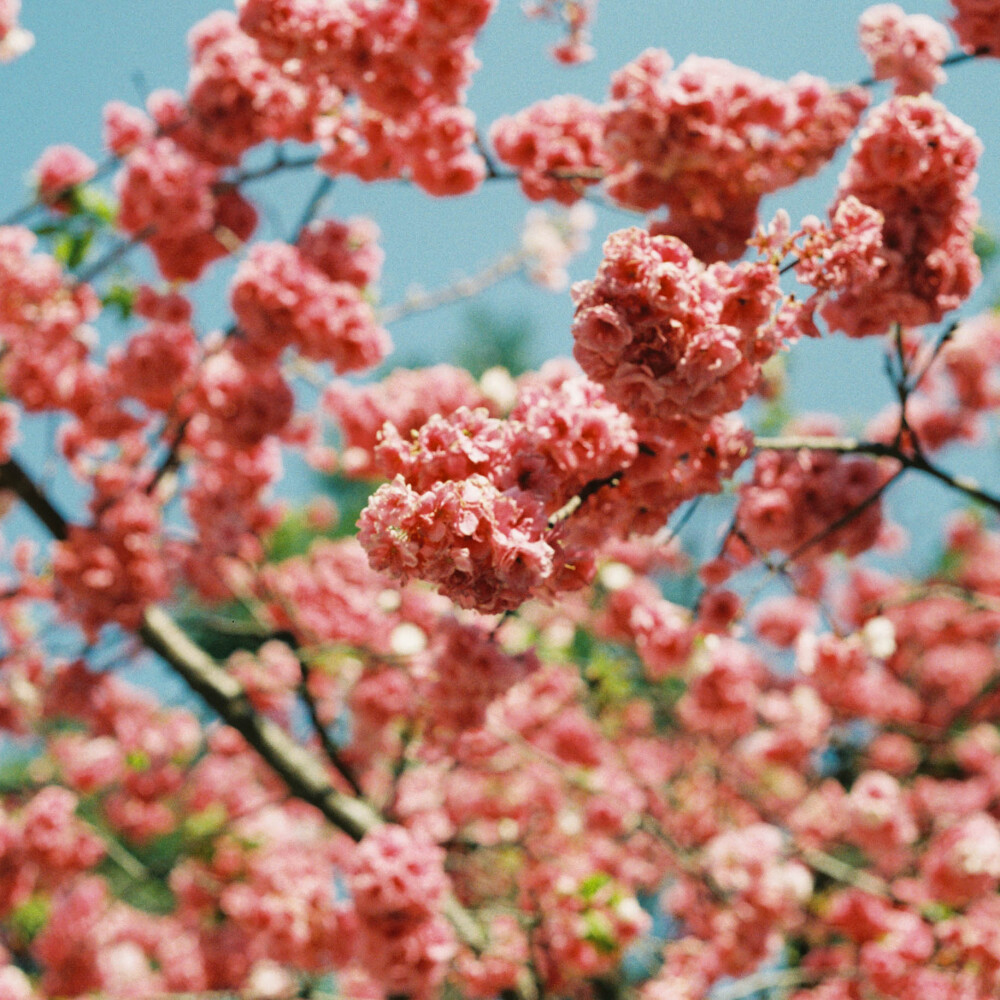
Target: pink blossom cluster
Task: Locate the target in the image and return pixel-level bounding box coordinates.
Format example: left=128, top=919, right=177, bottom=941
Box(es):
left=359, top=472, right=560, bottom=614
left=858, top=4, right=951, bottom=96
left=230, top=239, right=390, bottom=373
left=750, top=198, right=886, bottom=339
left=180, top=438, right=284, bottom=602
left=191, top=347, right=294, bottom=450
left=259, top=538, right=447, bottom=657
left=950, top=0, right=1000, bottom=56
left=491, top=51, right=867, bottom=262
left=572, top=226, right=783, bottom=430
left=602, top=51, right=869, bottom=260
left=569, top=414, right=754, bottom=540
left=238, top=0, right=493, bottom=118
left=237, top=0, right=492, bottom=195
left=0, top=788, right=104, bottom=920
left=107, top=319, right=199, bottom=414
left=0, top=227, right=100, bottom=415
left=419, top=618, right=539, bottom=744
left=114, top=132, right=258, bottom=281
left=180, top=11, right=339, bottom=166
left=667, top=823, right=812, bottom=978
left=736, top=440, right=889, bottom=561
left=31, top=145, right=97, bottom=209
left=490, top=96, right=608, bottom=205
left=823, top=94, right=982, bottom=337
left=52, top=475, right=170, bottom=639
left=347, top=824, right=456, bottom=999
left=322, top=365, right=493, bottom=478
left=359, top=372, right=639, bottom=612
left=318, top=102, right=487, bottom=197
left=297, top=216, right=384, bottom=290
left=0, top=0, right=31, bottom=61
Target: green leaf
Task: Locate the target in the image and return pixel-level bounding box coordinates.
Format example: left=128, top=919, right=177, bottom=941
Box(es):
left=582, top=910, right=618, bottom=954
left=184, top=802, right=227, bottom=842
left=11, top=895, right=50, bottom=942
left=73, top=186, right=117, bottom=225
left=579, top=872, right=611, bottom=900
left=101, top=282, right=136, bottom=320
left=54, top=228, right=94, bottom=269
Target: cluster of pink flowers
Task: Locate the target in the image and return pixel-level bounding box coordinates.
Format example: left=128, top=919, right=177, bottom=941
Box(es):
left=230, top=239, right=390, bottom=373
left=259, top=537, right=446, bottom=656
left=572, top=226, right=782, bottom=430
left=491, top=50, right=867, bottom=262
left=419, top=617, right=539, bottom=745
left=31, top=145, right=97, bottom=209
left=322, top=365, right=492, bottom=478
left=950, top=0, right=1000, bottom=55
left=823, top=94, right=982, bottom=337
left=347, top=825, right=455, bottom=999
left=736, top=439, right=889, bottom=561
left=359, top=472, right=560, bottom=614
left=0, top=227, right=100, bottom=416
left=490, top=96, right=608, bottom=205
left=180, top=438, right=284, bottom=602
left=602, top=51, right=869, bottom=260
left=859, top=4, right=951, bottom=96
left=359, top=370, right=640, bottom=612
left=751, top=198, right=886, bottom=338
left=52, top=475, right=170, bottom=639
left=107, top=318, right=199, bottom=414
left=0, top=0, right=31, bottom=61
left=180, top=11, right=338, bottom=166
left=297, top=216, right=384, bottom=290
left=115, top=132, right=258, bottom=281
left=237, top=0, right=493, bottom=196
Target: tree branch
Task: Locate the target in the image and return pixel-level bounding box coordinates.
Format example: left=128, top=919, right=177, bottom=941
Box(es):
left=753, top=435, right=1000, bottom=514
left=1, top=453, right=486, bottom=952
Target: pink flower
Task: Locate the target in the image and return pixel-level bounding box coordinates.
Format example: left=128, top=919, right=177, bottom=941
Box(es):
left=348, top=824, right=449, bottom=922
left=358, top=475, right=555, bottom=614
left=297, top=216, right=384, bottom=289
left=102, top=101, right=155, bottom=156
left=603, top=52, right=868, bottom=260
left=950, top=0, right=1000, bottom=55
left=823, top=95, right=982, bottom=336
left=491, top=95, right=608, bottom=205
left=33, top=145, right=97, bottom=207
left=572, top=227, right=782, bottom=431
left=230, top=240, right=390, bottom=372
left=859, top=5, right=951, bottom=96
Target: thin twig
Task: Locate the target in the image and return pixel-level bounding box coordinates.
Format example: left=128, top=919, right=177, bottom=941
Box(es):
left=377, top=252, right=526, bottom=325
left=297, top=654, right=365, bottom=798
left=754, top=435, right=1000, bottom=514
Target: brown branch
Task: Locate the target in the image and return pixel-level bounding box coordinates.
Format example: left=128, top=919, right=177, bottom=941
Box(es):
left=753, top=435, right=1000, bottom=514
left=0, top=457, right=70, bottom=540
left=2, top=453, right=486, bottom=952
left=297, top=653, right=365, bottom=798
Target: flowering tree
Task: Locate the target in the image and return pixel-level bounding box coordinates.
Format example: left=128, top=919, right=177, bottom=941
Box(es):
left=3, top=1, right=1000, bottom=998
